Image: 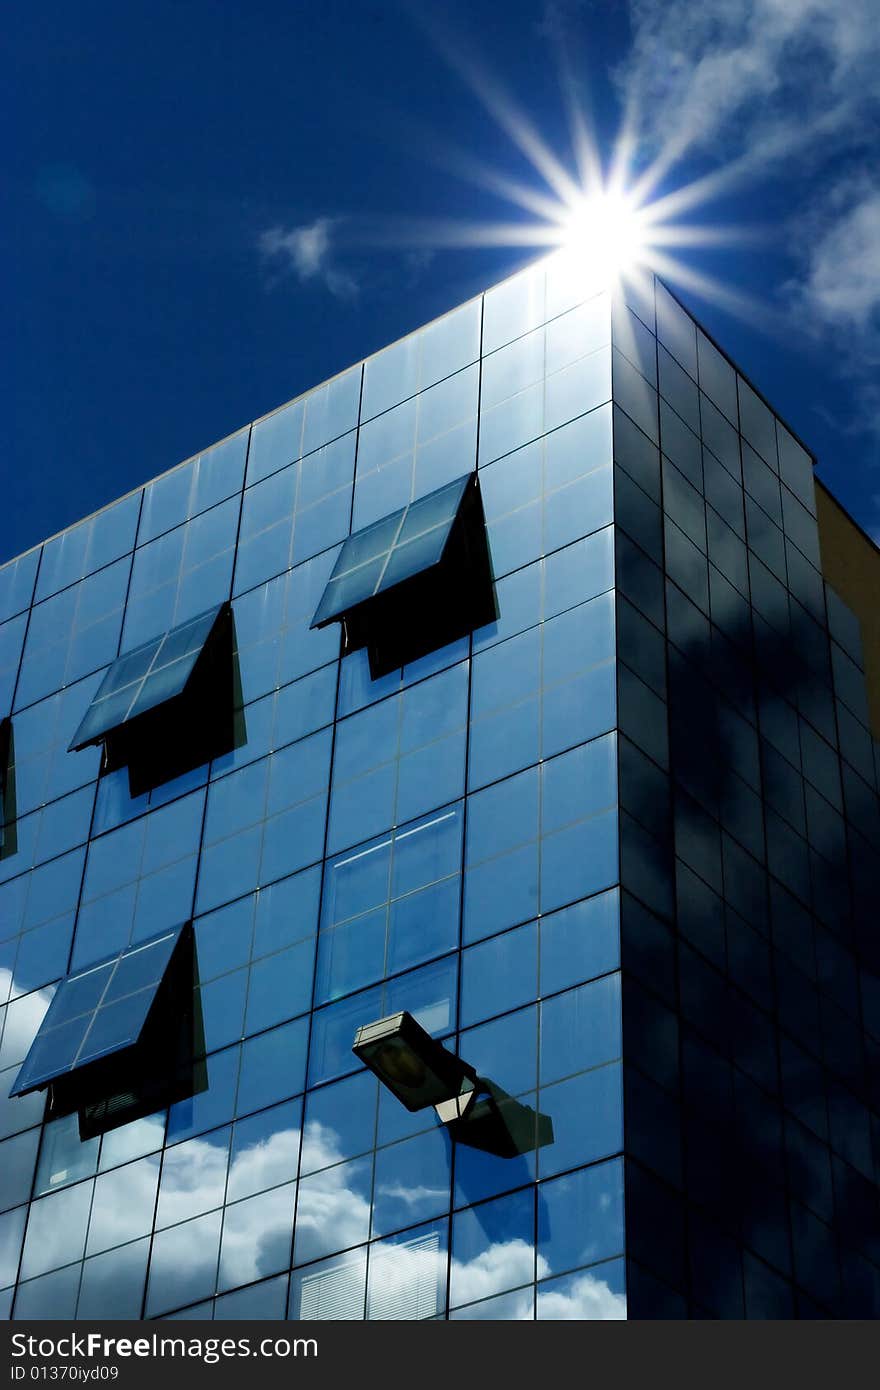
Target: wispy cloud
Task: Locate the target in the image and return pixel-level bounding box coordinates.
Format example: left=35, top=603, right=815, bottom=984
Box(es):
left=617, top=0, right=879, bottom=180
left=258, top=216, right=358, bottom=299
left=616, top=0, right=880, bottom=437
left=789, top=181, right=880, bottom=336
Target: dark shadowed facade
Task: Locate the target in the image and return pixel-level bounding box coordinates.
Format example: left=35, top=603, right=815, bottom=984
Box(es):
left=1, top=254, right=879, bottom=1320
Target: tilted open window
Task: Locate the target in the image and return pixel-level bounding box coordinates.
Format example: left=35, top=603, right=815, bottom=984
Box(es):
left=310, top=473, right=495, bottom=678
left=0, top=716, right=14, bottom=859
left=68, top=602, right=236, bottom=795
left=10, top=923, right=204, bottom=1139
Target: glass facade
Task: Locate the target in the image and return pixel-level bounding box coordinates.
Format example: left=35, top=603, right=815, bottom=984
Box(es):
left=0, top=253, right=878, bottom=1320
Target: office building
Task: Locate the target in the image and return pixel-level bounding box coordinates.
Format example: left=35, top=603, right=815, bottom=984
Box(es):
left=1, top=252, right=879, bottom=1319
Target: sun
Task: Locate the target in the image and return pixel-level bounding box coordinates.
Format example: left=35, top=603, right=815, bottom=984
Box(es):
left=553, top=189, right=651, bottom=284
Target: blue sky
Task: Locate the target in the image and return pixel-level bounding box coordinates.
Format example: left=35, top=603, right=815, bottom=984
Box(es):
left=4, top=0, right=879, bottom=565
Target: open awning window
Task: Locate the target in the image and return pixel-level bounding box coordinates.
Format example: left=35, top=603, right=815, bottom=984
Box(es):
left=311, top=473, right=495, bottom=677
left=68, top=602, right=236, bottom=794
left=11, top=924, right=190, bottom=1098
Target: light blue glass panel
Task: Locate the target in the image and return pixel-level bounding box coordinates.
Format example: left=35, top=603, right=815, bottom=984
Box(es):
left=196, top=731, right=331, bottom=915
left=122, top=498, right=238, bottom=648
left=540, top=973, right=622, bottom=1086
left=244, top=938, right=315, bottom=1035
left=228, top=1099, right=301, bottom=1203
left=545, top=293, right=611, bottom=372
left=481, top=328, right=544, bottom=414
left=537, top=1159, right=624, bottom=1275
left=460, top=920, right=538, bottom=1028
left=36, top=493, right=141, bottom=602
left=482, top=262, right=546, bottom=354
left=460, top=1005, right=538, bottom=1108
left=293, top=1156, right=372, bottom=1267
left=166, top=1046, right=238, bottom=1146
left=234, top=433, right=356, bottom=595
left=464, top=766, right=540, bottom=942
left=480, top=406, right=612, bottom=576
left=328, top=665, right=467, bottom=855
left=539, top=889, right=620, bottom=996
left=236, top=1016, right=308, bottom=1116
left=0, top=985, right=55, bottom=1075
left=0, top=1128, right=39, bottom=1213
left=0, top=550, right=40, bottom=626
left=233, top=551, right=340, bottom=705
left=0, top=615, right=27, bottom=714
left=301, top=367, right=362, bottom=459
left=214, top=1272, right=289, bottom=1320
left=352, top=371, right=478, bottom=532
left=217, top=1182, right=296, bottom=1293
left=301, top=1073, right=376, bottom=1178
left=77, top=1236, right=150, bottom=1320
left=14, top=674, right=103, bottom=816
left=0, top=1204, right=26, bottom=1288
left=3, top=849, right=84, bottom=945
left=85, top=1155, right=160, bottom=1255
left=139, top=430, right=248, bottom=544
left=13, top=1264, right=81, bottom=1319
left=0, top=783, right=95, bottom=884
left=450, top=1286, right=534, bottom=1319
left=319, top=803, right=462, bottom=1005
left=15, top=560, right=130, bottom=711
left=0, top=1064, right=51, bottom=1143
left=470, top=592, right=615, bottom=789
left=540, top=806, right=618, bottom=919
left=450, top=1187, right=534, bottom=1307
left=145, top=1209, right=223, bottom=1316
left=18, top=1178, right=92, bottom=1280
left=156, top=1126, right=230, bottom=1230
left=536, top=1255, right=626, bottom=1319
left=247, top=399, right=305, bottom=487
left=538, top=1062, right=623, bottom=1177
left=74, top=794, right=203, bottom=969
left=362, top=300, right=480, bottom=422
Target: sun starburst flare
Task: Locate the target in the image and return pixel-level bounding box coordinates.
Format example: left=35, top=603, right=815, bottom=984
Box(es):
left=365, top=9, right=780, bottom=332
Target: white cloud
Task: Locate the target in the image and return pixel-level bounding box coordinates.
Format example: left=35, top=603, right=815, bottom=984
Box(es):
left=258, top=217, right=358, bottom=299
left=619, top=0, right=879, bottom=174
left=8, top=1078, right=629, bottom=1318
left=791, top=184, right=880, bottom=334
left=0, top=971, right=54, bottom=1071
left=535, top=1267, right=627, bottom=1319
left=618, top=0, right=880, bottom=441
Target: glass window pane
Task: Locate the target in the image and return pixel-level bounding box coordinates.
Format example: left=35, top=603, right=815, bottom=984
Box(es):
left=538, top=1158, right=624, bottom=1275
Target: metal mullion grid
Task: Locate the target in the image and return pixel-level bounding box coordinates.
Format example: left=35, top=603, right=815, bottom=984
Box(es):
left=653, top=284, right=762, bottom=1313
left=230, top=425, right=304, bottom=600
left=445, top=284, right=546, bottom=1323
left=528, top=289, right=550, bottom=1314
left=130, top=418, right=264, bottom=1319
left=433, top=285, right=489, bottom=1323
left=621, top=274, right=684, bottom=1314
left=10, top=488, right=146, bottom=1320
left=671, top=326, right=794, bottom=1315
left=285, top=361, right=373, bottom=1324
left=716, top=337, right=796, bottom=1315
left=5, top=545, right=43, bottom=721
left=1, top=545, right=41, bottom=868
left=15, top=533, right=142, bottom=622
